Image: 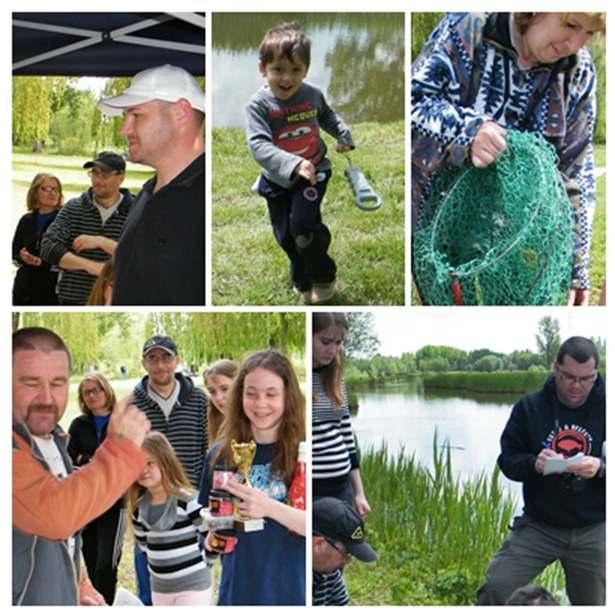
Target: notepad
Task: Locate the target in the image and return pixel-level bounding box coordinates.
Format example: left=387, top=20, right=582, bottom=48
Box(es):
left=543, top=452, right=584, bottom=475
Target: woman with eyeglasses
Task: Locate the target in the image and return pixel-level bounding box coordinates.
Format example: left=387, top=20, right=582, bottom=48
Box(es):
left=12, top=173, right=63, bottom=305
left=67, top=373, right=125, bottom=605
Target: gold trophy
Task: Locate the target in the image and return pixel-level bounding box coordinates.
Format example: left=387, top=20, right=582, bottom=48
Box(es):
left=230, top=439, right=264, bottom=532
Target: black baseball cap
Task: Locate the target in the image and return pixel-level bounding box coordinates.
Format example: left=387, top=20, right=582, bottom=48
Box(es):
left=313, top=497, right=377, bottom=562
left=142, top=335, right=177, bottom=357
left=83, top=151, right=126, bottom=173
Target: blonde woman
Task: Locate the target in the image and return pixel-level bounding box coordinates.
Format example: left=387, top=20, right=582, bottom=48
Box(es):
left=12, top=173, right=63, bottom=305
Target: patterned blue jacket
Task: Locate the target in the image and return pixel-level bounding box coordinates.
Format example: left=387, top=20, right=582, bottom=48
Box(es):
left=412, top=13, right=598, bottom=289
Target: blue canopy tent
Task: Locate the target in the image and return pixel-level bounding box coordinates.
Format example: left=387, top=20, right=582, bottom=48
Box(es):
left=12, top=12, right=205, bottom=76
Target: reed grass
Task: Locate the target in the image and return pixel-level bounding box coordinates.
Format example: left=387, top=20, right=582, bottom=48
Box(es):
left=346, top=436, right=565, bottom=604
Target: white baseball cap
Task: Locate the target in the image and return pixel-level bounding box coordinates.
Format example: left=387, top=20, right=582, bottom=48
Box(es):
left=99, top=64, right=204, bottom=116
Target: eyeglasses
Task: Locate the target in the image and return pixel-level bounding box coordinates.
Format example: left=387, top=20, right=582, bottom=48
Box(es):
left=82, top=385, right=103, bottom=397
left=556, top=367, right=597, bottom=386
left=39, top=186, right=59, bottom=194
left=87, top=169, right=121, bottom=180
left=324, top=537, right=351, bottom=561
left=144, top=354, right=175, bottom=365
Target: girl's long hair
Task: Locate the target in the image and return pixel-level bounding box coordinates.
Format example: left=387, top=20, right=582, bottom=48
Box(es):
left=77, top=372, right=116, bottom=415
left=312, top=312, right=348, bottom=408
left=204, top=359, right=239, bottom=446
left=127, top=432, right=194, bottom=518
left=211, top=349, right=305, bottom=485
left=86, top=257, right=113, bottom=306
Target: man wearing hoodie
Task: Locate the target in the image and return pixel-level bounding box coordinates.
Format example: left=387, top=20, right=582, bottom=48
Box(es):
left=132, top=334, right=208, bottom=604
left=477, top=336, right=605, bottom=606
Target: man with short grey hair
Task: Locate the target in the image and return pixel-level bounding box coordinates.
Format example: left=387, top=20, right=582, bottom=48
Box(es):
left=13, top=326, right=150, bottom=605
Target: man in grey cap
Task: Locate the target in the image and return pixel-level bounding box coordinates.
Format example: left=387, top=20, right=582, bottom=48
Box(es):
left=40, top=151, right=133, bottom=304
left=313, top=497, right=377, bottom=606
left=98, top=64, right=205, bottom=306
left=131, top=333, right=208, bottom=604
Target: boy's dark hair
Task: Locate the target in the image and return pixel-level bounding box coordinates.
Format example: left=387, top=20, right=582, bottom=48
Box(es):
left=505, top=584, right=558, bottom=606
left=556, top=336, right=599, bottom=369
left=259, top=21, right=311, bottom=69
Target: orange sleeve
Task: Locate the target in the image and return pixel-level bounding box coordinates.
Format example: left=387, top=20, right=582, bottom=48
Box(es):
left=13, top=434, right=145, bottom=540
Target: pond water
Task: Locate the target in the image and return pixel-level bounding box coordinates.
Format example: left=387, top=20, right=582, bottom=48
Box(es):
left=352, top=380, right=523, bottom=502
left=212, top=13, right=404, bottom=128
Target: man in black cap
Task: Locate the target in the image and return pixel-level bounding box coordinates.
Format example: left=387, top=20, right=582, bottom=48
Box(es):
left=40, top=151, right=133, bottom=304
left=131, top=334, right=208, bottom=604
left=313, top=497, right=377, bottom=606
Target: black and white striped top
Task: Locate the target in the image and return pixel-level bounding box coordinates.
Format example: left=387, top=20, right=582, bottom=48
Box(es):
left=313, top=570, right=350, bottom=606
left=40, top=188, right=133, bottom=304
left=133, top=373, right=208, bottom=488
left=312, top=370, right=358, bottom=494
left=132, top=492, right=210, bottom=594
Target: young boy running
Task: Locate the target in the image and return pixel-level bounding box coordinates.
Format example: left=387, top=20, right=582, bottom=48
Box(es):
left=246, top=21, right=354, bottom=304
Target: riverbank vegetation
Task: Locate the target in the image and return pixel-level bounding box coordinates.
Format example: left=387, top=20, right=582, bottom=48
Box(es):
left=345, top=439, right=565, bottom=605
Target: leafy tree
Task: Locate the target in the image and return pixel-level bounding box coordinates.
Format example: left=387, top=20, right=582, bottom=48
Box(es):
left=19, top=312, right=102, bottom=373
left=345, top=313, right=380, bottom=359
left=536, top=316, right=561, bottom=368
left=473, top=355, right=503, bottom=372
left=148, top=312, right=304, bottom=369
left=416, top=345, right=467, bottom=370
left=421, top=357, right=449, bottom=373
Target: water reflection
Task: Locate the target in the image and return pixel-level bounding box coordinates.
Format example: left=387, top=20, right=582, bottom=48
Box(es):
left=352, top=382, right=521, bottom=502
left=213, top=13, right=404, bottom=127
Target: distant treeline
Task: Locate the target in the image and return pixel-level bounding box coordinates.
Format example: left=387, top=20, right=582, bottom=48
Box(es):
left=423, top=370, right=549, bottom=394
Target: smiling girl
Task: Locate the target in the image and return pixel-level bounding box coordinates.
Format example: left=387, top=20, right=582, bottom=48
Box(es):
left=198, top=349, right=306, bottom=605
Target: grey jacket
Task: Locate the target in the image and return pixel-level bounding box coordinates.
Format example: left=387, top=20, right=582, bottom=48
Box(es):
left=12, top=424, right=82, bottom=605
left=246, top=81, right=354, bottom=189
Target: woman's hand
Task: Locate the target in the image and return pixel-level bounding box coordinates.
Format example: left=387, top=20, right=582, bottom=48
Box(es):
left=354, top=494, right=371, bottom=519
left=19, top=247, right=42, bottom=267
left=224, top=480, right=272, bottom=519
left=470, top=121, right=507, bottom=168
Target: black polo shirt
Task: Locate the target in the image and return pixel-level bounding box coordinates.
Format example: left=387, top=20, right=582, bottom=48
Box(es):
left=113, top=153, right=205, bottom=305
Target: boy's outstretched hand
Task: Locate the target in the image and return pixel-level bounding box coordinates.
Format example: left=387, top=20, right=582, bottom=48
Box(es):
left=336, top=143, right=352, bottom=154
left=295, top=159, right=316, bottom=185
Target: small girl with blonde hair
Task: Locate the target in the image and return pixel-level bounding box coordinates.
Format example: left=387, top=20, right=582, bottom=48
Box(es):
left=128, top=432, right=211, bottom=606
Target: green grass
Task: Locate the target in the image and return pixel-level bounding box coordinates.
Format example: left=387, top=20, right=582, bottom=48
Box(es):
left=589, top=175, right=606, bottom=304
left=347, top=439, right=566, bottom=605
left=212, top=122, right=405, bottom=305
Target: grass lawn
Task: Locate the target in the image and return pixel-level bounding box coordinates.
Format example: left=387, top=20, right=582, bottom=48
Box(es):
left=212, top=121, right=405, bottom=305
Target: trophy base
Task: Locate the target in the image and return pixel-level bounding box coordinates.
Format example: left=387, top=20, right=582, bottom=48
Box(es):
left=200, top=509, right=235, bottom=532
left=234, top=517, right=265, bottom=532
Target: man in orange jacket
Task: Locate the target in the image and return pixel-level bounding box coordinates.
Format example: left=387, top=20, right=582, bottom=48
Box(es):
left=12, top=326, right=150, bottom=605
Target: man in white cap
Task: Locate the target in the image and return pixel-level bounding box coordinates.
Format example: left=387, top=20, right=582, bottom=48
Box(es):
left=99, top=64, right=205, bottom=306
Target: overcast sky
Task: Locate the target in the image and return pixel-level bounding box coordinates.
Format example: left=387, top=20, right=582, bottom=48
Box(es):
left=372, top=308, right=607, bottom=356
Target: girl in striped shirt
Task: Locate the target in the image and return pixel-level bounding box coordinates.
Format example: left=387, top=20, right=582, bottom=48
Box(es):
left=312, top=312, right=370, bottom=514
left=128, top=432, right=211, bottom=606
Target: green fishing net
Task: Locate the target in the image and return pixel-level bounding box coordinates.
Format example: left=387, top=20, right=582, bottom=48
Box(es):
left=413, top=130, right=574, bottom=305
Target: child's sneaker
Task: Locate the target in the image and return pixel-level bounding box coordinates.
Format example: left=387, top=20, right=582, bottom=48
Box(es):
left=293, top=286, right=312, bottom=304
left=308, top=281, right=336, bottom=304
